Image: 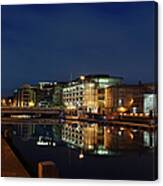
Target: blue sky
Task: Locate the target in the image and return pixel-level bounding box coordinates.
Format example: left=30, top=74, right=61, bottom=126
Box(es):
left=1, top=2, right=157, bottom=96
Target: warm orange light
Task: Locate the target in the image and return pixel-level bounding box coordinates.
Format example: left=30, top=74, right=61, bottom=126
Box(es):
left=2, top=99, right=6, bottom=105
left=29, top=101, right=35, bottom=107
left=139, top=113, right=143, bottom=117
left=80, top=75, right=85, bottom=81
left=129, top=98, right=134, bottom=105
left=13, top=100, right=17, bottom=107
left=107, top=129, right=111, bottom=133
left=129, top=133, right=134, bottom=140
left=21, top=101, right=24, bottom=107
left=117, top=106, right=127, bottom=113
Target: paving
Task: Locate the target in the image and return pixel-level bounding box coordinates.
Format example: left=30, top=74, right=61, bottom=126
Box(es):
left=1, top=138, right=30, bottom=177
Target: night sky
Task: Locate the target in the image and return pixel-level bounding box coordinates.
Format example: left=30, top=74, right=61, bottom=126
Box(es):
left=1, top=2, right=157, bottom=96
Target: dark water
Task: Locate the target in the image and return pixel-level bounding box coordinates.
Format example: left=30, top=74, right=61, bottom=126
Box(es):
left=2, top=121, right=158, bottom=180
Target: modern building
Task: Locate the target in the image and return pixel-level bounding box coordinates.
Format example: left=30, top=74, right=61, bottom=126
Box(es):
left=105, top=83, right=157, bottom=114
left=12, top=81, right=66, bottom=108
left=11, top=75, right=157, bottom=116
left=144, top=93, right=157, bottom=116
left=63, top=74, right=123, bottom=114
left=36, top=82, right=54, bottom=108
left=14, top=84, right=36, bottom=108
left=35, top=81, right=66, bottom=108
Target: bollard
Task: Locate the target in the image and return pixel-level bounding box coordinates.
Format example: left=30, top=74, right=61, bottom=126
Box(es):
left=38, top=161, right=59, bottom=178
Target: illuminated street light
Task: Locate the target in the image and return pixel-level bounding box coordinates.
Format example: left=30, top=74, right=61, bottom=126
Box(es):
left=80, top=75, right=85, bottom=81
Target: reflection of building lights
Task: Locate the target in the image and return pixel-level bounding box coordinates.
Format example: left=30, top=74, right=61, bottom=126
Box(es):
left=120, top=127, right=125, bottom=131
left=118, top=99, right=122, bottom=106
left=37, top=141, right=49, bottom=146
left=79, top=152, right=84, bottom=159
left=52, top=142, right=56, bottom=147
left=36, top=136, right=55, bottom=146
left=107, top=129, right=111, bottom=133
left=118, top=131, right=122, bottom=136
left=132, top=129, right=138, bottom=133
left=97, top=149, right=108, bottom=155
left=129, top=133, right=134, bottom=140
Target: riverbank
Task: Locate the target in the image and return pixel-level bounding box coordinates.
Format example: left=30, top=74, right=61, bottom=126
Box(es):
left=1, top=138, right=30, bottom=177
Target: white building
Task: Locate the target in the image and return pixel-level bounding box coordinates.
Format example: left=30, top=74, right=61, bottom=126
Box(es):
left=63, top=75, right=123, bottom=114
left=144, top=93, right=157, bottom=116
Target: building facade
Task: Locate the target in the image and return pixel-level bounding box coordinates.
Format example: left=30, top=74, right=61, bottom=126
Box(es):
left=144, top=93, right=157, bottom=116
left=63, top=75, right=123, bottom=114
left=36, top=82, right=66, bottom=108
left=13, top=82, right=66, bottom=108
left=14, top=84, right=36, bottom=108
left=105, top=83, right=157, bottom=115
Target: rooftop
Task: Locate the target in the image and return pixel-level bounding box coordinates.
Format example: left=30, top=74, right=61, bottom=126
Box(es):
left=74, top=74, right=123, bottom=82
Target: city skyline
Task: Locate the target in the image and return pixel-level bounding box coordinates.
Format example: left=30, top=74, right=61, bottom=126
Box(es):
left=1, top=2, right=158, bottom=180
left=1, top=2, right=156, bottom=96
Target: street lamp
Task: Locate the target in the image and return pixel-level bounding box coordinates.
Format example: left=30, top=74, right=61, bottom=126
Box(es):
left=80, top=75, right=85, bottom=81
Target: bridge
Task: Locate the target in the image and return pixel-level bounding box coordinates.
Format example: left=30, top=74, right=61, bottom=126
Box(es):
left=1, top=107, right=157, bottom=129
left=1, top=107, right=61, bottom=115
left=1, top=117, right=60, bottom=125
left=108, top=120, right=157, bottom=129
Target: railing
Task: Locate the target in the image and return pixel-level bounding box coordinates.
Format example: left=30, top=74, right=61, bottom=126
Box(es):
left=1, top=117, right=60, bottom=125
left=1, top=107, right=61, bottom=114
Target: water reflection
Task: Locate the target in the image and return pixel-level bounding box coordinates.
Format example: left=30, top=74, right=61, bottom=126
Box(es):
left=1, top=121, right=157, bottom=180
left=2, top=121, right=157, bottom=156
